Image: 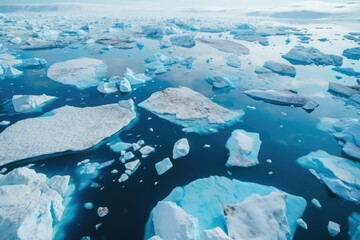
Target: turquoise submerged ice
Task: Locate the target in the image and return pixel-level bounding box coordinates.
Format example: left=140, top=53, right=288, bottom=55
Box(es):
left=144, top=176, right=307, bottom=240
left=139, top=87, right=244, bottom=134
left=297, top=150, right=360, bottom=203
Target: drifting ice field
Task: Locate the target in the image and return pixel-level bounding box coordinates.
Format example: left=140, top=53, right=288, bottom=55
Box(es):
left=0, top=2, right=359, bottom=240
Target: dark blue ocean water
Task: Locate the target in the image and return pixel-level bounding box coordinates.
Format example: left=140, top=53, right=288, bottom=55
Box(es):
left=0, top=27, right=359, bottom=240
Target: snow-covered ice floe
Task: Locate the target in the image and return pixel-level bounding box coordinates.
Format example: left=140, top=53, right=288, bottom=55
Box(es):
left=47, top=57, right=107, bottom=89
left=296, top=150, right=360, bottom=203
left=225, top=129, right=262, bottom=167
left=244, top=89, right=318, bottom=111
left=170, top=34, right=196, bottom=48
left=138, top=87, right=244, bottom=134
left=0, top=100, right=136, bottom=167
left=282, top=46, right=343, bottom=66
left=12, top=94, right=57, bottom=113
left=197, top=38, right=250, bottom=55
left=0, top=167, right=73, bottom=239
left=317, top=117, right=360, bottom=160
left=144, top=176, right=307, bottom=240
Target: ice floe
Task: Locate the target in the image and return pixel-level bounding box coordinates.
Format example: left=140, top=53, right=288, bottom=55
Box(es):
left=343, top=47, right=360, bottom=60
left=332, top=67, right=360, bottom=78
left=263, top=61, right=296, bottom=77
left=327, top=221, right=340, bottom=237
left=225, top=129, right=262, bottom=167
left=47, top=57, right=107, bottom=89
left=205, top=72, right=233, bottom=89
left=97, top=78, right=119, bottom=94
left=244, top=89, right=318, bottom=111
left=0, top=100, right=136, bottom=166
left=0, top=167, right=72, bottom=239
left=139, top=87, right=243, bottom=134
left=348, top=212, right=360, bottom=240
left=12, top=94, right=57, bottom=113
left=282, top=46, right=343, bottom=66
left=155, top=157, right=173, bottom=175
left=124, top=68, right=152, bottom=85
left=197, top=38, right=249, bottom=55
left=170, top=34, right=196, bottom=48
left=328, top=82, right=360, bottom=98
left=225, top=54, right=241, bottom=68
left=297, top=150, right=360, bottom=203
left=172, top=138, right=190, bottom=159
left=145, top=176, right=307, bottom=240
left=202, top=227, right=231, bottom=240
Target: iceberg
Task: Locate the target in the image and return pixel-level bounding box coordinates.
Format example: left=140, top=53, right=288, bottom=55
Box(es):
left=0, top=167, right=72, bottom=240
left=95, top=38, right=137, bottom=49
left=97, top=207, right=109, bottom=217
left=0, top=100, right=136, bottom=167
left=142, top=25, right=164, bottom=39
left=348, top=212, right=360, bottom=240
left=170, top=34, right=196, bottom=48
left=328, top=82, right=360, bottom=98
left=296, top=150, right=360, bottom=203
left=22, top=38, right=68, bottom=50
left=172, top=138, right=190, bottom=159
left=296, top=218, right=308, bottom=230
left=124, top=68, right=152, bottom=85
left=155, top=157, right=173, bottom=175
left=0, top=64, right=23, bottom=78
left=343, top=47, right=360, bottom=60
left=311, top=198, right=322, bottom=208
left=282, top=46, right=343, bottom=66
left=139, top=87, right=244, bottom=134
left=97, top=78, right=119, bottom=94
left=21, top=58, right=47, bottom=68
left=225, top=129, right=262, bottom=167
left=328, top=221, right=340, bottom=237
left=145, top=176, right=307, bottom=240
left=197, top=38, right=250, bottom=55
left=140, top=146, right=155, bottom=156
left=12, top=94, right=57, bottom=113
left=263, top=61, right=296, bottom=77
left=124, top=159, right=141, bottom=175
left=119, top=78, right=132, bottom=93
left=332, top=67, right=360, bottom=78
left=47, top=58, right=107, bottom=89
left=205, top=72, right=232, bottom=89
left=244, top=89, right=318, bottom=111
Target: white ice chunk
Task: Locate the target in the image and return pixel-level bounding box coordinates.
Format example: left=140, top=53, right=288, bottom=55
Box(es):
left=140, top=146, right=155, bottom=155
left=119, top=78, right=132, bottom=93
left=124, top=67, right=152, bottom=85
left=12, top=94, right=57, bottom=113
left=297, top=218, right=308, bottom=230
left=118, top=173, right=129, bottom=183
left=173, top=138, right=190, bottom=159
left=283, top=46, right=342, bottom=66
left=311, top=198, right=322, bottom=208
left=263, top=61, right=296, bottom=77
left=348, top=212, right=360, bottom=240
left=328, top=221, right=340, bottom=237
left=124, top=159, right=141, bottom=175
left=155, top=157, right=173, bottom=175
left=202, top=227, right=231, bottom=240
left=170, top=34, right=195, bottom=48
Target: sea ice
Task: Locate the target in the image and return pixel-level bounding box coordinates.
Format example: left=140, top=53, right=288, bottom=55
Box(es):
left=12, top=94, right=57, bottom=113
left=202, top=227, right=231, bottom=240
left=97, top=207, right=109, bottom=217
left=0, top=167, right=72, bottom=240
left=328, top=221, right=340, bottom=237
left=155, top=157, right=173, bottom=175
left=297, top=150, right=360, bottom=203
left=140, top=146, right=155, bottom=156
left=332, top=67, right=360, bottom=78
left=0, top=64, right=23, bottom=78
left=197, top=38, right=250, bottom=55
left=22, top=38, right=68, bottom=50
left=263, top=61, right=296, bottom=77
left=124, top=68, right=152, bottom=85
left=348, top=212, right=360, bottom=240
left=0, top=100, right=136, bottom=166
left=47, top=58, right=107, bottom=89
left=139, top=87, right=244, bottom=134
left=225, top=54, right=241, bottom=68
left=97, top=78, right=119, bottom=94
left=205, top=72, right=233, bottom=89
left=145, top=176, right=307, bottom=240
left=244, top=89, right=318, bottom=111
left=343, top=47, right=360, bottom=60
left=173, top=138, right=190, bottom=159
left=282, top=46, right=343, bottom=66
left=170, top=34, right=196, bottom=48
left=21, top=58, right=47, bottom=68
left=328, top=82, right=360, bottom=98
left=225, top=129, right=262, bottom=167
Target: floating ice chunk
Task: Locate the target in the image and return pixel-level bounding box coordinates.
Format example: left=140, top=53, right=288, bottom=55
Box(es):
left=255, top=66, right=273, bottom=75
left=297, top=218, right=308, bottom=230
left=123, top=152, right=135, bottom=161
left=21, top=58, right=47, bottom=68
left=297, top=150, right=360, bottom=203
left=311, top=198, right=322, bottom=208
left=171, top=18, right=199, bottom=31
left=0, top=101, right=136, bottom=166
left=155, top=157, right=173, bottom=175
left=283, top=46, right=343, bottom=66
left=84, top=202, right=93, bottom=210
left=206, top=72, right=232, bottom=89
left=124, top=159, right=141, bottom=175
left=125, top=67, right=152, bottom=85
left=170, top=34, right=196, bottom=48
left=152, top=201, right=198, bottom=240
left=0, top=64, right=22, bottom=78
left=332, top=67, right=360, bottom=78
left=350, top=94, right=360, bottom=104
left=140, top=146, right=155, bottom=155
left=9, top=37, right=21, bottom=44
left=328, top=82, right=360, bottom=98
left=328, top=221, right=340, bottom=237
left=108, top=141, right=132, bottom=153
left=118, top=173, right=129, bottom=183
left=348, top=212, right=360, bottom=240
left=22, top=38, right=68, bottom=50
left=47, top=58, right=107, bottom=89
left=263, top=61, right=296, bottom=77
left=12, top=94, right=57, bottom=113
left=119, top=78, right=132, bottom=93
left=224, top=192, right=292, bottom=240
left=97, top=207, right=109, bottom=217
left=145, top=176, right=307, bottom=240
left=144, top=61, right=167, bottom=75
left=0, top=120, right=10, bottom=126
left=97, top=78, right=119, bottom=94
left=197, top=38, right=250, bottom=55
left=95, top=38, right=136, bottom=49
left=0, top=167, right=71, bottom=239
left=225, top=129, right=262, bottom=167
left=142, top=25, right=164, bottom=39
left=202, top=227, right=231, bottom=240
left=225, top=54, right=241, bottom=68
left=139, top=87, right=244, bottom=134
left=173, top=138, right=190, bottom=159
left=343, top=47, right=360, bottom=60
left=244, top=89, right=318, bottom=111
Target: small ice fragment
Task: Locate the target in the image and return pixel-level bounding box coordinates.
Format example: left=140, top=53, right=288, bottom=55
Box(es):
left=140, top=146, right=155, bottom=155
left=120, top=78, right=132, bottom=93
left=173, top=138, right=190, bottom=159
left=297, top=218, right=308, bottom=230
left=155, top=157, right=173, bottom=175
left=84, top=202, right=93, bottom=210
left=311, top=198, right=322, bottom=208
left=118, top=173, right=129, bottom=183
left=0, top=120, right=10, bottom=126
left=328, top=221, right=340, bottom=237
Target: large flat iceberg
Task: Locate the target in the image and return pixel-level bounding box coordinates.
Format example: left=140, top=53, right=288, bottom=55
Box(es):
left=0, top=100, right=136, bottom=167
left=197, top=38, right=250, bottom=55
left=0, top=167, right=72, bottom=240
left=47, top=57, right=107, bottom=89
left=145, top=176, right=307, bottom=240
left=139, top=87, right=243, bottom=134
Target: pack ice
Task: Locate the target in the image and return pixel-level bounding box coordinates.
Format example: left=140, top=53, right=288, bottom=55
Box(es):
left=297, top=150, right=360, bottom=203
left=0, top=167, right=72, bottom=240
left=47, top=58, right=107, bottom=89
left=0, top=100, right=136, bottom=167
left=138, top=87, right=244, bottom=134
left=12, top=94, right=57, bottom=113
left=144, top=176, right=307, bottom=240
